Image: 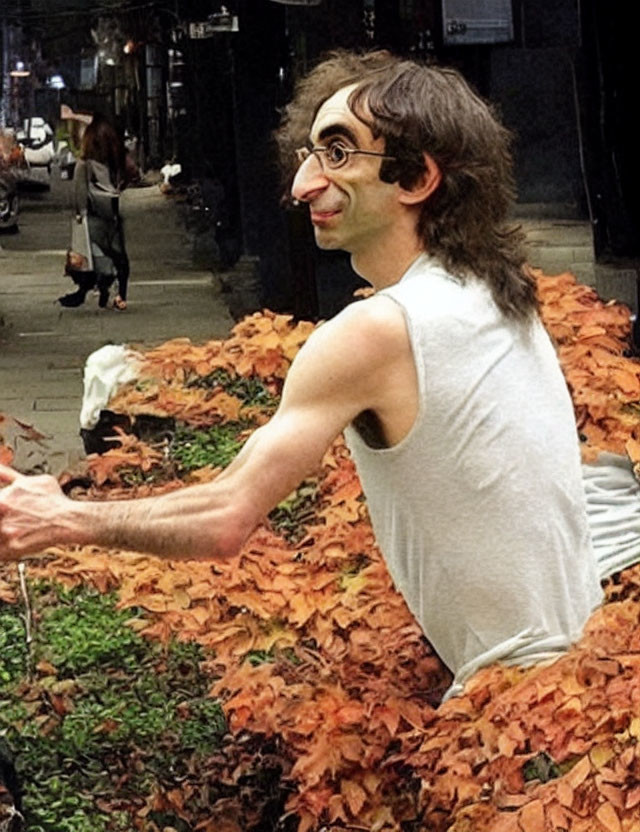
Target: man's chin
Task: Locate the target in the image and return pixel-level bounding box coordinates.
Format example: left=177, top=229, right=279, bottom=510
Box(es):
left=313, top=230, right=345, bottom=251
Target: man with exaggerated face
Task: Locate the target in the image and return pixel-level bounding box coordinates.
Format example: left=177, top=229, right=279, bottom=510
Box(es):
left=0, top=51, right=602, bottom=698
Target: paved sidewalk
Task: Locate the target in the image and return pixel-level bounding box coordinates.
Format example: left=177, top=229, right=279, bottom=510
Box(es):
left=1, top=180, right=234, bottom=474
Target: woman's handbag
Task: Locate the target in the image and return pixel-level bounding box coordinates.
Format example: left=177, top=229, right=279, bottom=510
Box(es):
left=66, top=212, right=93, bottom=274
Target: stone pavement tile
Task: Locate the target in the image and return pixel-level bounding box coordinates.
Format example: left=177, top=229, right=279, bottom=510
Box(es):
left=2, top=403, right=81, bottom=425
left=523, top=223, right=594, bottom=248
left=0, top=355, right=86, bottom=372
left=527, top=245, right=585, bottom=266
left=35, top=397, right=83, bottom=411
left=0, top=374, right=82, bottom=397
left=0, top=365, right=81, bottom=378
left=1, top=337, right=93, bottom=359
left=1, top=395, right=82, bottom=414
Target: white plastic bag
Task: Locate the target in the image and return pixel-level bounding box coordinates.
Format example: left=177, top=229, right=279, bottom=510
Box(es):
left=80, top=345, right=143, bottom=430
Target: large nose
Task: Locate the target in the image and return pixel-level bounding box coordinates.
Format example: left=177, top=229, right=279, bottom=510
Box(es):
left=291, top=153, right=330, bottom=203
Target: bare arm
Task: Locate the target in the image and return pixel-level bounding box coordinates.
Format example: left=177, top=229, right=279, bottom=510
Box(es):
left=0, top=297, right=413, bottom=561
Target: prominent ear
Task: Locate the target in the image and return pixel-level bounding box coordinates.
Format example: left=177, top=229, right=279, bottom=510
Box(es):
left=397, top=152, right=441, bottom=205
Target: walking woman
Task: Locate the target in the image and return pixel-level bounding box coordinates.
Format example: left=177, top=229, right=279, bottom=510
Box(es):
left=59, top=114, right=130, bottom=310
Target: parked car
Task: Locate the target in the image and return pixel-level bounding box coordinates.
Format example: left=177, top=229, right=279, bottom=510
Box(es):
left=15, top=116, right=55, bottom=189
left=0, top=171, right=19, bottom=232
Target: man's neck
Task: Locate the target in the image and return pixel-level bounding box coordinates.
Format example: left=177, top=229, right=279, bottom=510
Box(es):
left=351, top=236, right=426, bottom=291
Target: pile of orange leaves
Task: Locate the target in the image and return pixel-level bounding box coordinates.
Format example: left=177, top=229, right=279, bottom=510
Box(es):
left=535, top=269, right=640, bottom=467
left=4, top=273, right=640, bottom=831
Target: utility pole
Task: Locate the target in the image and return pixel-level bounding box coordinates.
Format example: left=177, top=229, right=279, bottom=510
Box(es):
left=1, top=12, right=10, bottom=128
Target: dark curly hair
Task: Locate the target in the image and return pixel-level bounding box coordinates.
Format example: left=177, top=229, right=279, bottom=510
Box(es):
left=277, top=50, right=394, bottom=189
left=276, top=50, right=535, bottom=321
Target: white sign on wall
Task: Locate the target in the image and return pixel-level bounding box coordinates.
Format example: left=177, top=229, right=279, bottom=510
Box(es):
left=189, top=16, right=239, bottom=38
left=442, top=0, right=514, bottom=45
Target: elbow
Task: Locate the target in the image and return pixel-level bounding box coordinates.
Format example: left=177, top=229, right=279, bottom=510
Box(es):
left=203, top=504, right=256, bottom=562
left=211, top=526, right=247, bottom=562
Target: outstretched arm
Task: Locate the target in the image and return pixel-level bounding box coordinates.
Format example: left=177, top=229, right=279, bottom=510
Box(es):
left=0, top=296, right=412, bottom=561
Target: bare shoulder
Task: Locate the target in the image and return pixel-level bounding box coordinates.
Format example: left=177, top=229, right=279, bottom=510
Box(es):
left=305, top=294, right=410, bottom=366
left=281, top=294, right=412, bottom=414
left=337, top=292, right=408, bottom=332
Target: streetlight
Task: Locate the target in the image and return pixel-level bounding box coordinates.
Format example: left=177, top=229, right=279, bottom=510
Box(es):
left=9, top=60, right=30, bottom=78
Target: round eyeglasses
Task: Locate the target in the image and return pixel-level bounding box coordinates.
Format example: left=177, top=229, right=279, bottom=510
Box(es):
left=295, top=141, right=396, bottom=171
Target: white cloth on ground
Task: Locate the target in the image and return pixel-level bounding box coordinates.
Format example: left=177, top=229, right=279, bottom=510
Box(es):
left=80, top=345, right=142, bottom=430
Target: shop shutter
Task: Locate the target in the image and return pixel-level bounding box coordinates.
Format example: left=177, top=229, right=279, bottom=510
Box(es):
left=442, top=0, right=514, bottom=45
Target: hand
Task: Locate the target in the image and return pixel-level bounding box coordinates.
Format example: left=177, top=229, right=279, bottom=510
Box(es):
left=0, top=464, right=70, bottom=559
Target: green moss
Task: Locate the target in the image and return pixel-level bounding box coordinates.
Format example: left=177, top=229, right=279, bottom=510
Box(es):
left=186, top=368, right=278, bottom=411
left=0, top=604, right=29, bottom=688
left=37, top=586, right=148, bottom=676
left=179, top=697, right=226, bottom=752
left=169, top=422, right=249, bottom=471
left=1, top=582, right=226, bottom=832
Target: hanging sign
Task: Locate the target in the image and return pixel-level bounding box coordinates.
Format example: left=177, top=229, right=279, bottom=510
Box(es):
left=189, top=14, right=239, bottom=38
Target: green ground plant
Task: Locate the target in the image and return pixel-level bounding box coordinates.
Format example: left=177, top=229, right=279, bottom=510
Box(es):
left=0, top=584, right=226, bottom=832
left=169, top=422, right=249, bottom=471
left=186, top=368, right=278, bottom=412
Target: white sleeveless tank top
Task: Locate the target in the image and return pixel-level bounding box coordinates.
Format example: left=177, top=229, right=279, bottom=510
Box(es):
left=344, top=254, right=602, bottom=698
